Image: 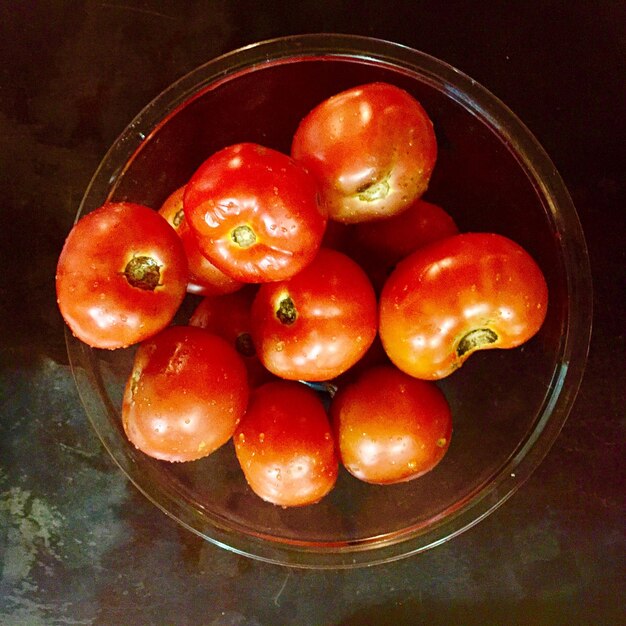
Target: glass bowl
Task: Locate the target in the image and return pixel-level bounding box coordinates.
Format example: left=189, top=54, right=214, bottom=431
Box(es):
left=67, top=34, right=592, bottom=568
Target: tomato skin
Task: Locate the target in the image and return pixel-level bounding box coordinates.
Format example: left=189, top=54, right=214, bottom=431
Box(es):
left=251, top=248, right=378, bottom=381
left=351, top=198, right=459, bottom=293
left=56, top=202, right=188, bottom=349
left=233, top=381, right=338, bottom=506
left=183, top=143, right=327, bottom=283
left=159, top=186, right=243, bottom=296
left=188, top=286, right=273, bottom=387
left=291, top=82, right=437, bottom=223
left=122, top=326, right=249, bottom=462
left=379, top=233, right=549, bottom=380
left=331, top=365, right=452, bottom=484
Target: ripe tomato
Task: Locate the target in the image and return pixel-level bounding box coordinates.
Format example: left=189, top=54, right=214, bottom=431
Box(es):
left=291, top=82, right=437, bottom=223
left=159, top=186, right=243, bottom=296
left=122, top=325, right=249, bottom=462
left=379, top=233, right=549, bottom=380
left=56, top=202, right=188, bottom=349
left=183, top=143, right=327, bottom=283
left=189, top=286, right=273, bottom=387
left=233, top=381, right=338, bottom=506
left=251, top=248, right=377, bottom=381
left=331, top=365, right=452, bottom=484
left=351, top=198, right=459, bottom=292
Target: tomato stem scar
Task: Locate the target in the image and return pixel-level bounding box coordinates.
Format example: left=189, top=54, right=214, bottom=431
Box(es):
left=173, top=209, right=185, bottom=228
left=235, top=332, right=256, bottom=357
left=276, top=296, right=297, bottom=325
left=356, top=174, right=391, bottom=202
left=456, top=328, right=498, bottom=357
left=124, top=256, right=161, bottom=291
left=231, top=224, right=256, bottom=248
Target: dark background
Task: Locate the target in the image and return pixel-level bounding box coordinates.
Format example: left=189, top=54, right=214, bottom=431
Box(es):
left=1, top=1, right=624, bottom=624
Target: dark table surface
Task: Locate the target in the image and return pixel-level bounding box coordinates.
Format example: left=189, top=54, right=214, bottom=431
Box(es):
left=1, top=2, right=624, bottom=624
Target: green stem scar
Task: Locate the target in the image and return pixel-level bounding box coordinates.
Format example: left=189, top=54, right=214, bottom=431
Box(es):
left=231, top=224, right=256, bottom=248
left=356, top=175, right=391, bottom=202
left=124, top=256, right=161, bottom=291
left=456, top=328, right=498, bottom=358
left=276, top=296, right=297, bottom=326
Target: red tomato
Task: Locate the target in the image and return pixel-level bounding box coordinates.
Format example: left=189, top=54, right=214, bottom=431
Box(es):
left=233, top=381, right=338, bottom=506
left=159, top=186, right=243, bottom=296
left=352, top=198, right=459, bottom=291
left=183, top=143, right=327, bottom=283
left=379, top=233, right=549, bottom=380
left=331, top=365, right=452, bottom=484
left=122, top=325, right=249, bottom=462
left=291, top=82, right=437, bottom=223
left=251, top=248, right=377, bottom=381
left=56, top=202, right=188, bottom=349
left=188, top=286, right=273, bottom=387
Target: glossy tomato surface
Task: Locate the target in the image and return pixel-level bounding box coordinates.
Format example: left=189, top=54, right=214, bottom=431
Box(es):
left=251, top=248, right=377, bottom=381
left=183, top=143, right=326, bottom=283
left=291, top=82, right=437, bottom=223
left=159, top=186, right=243, bottom=296
left=379, top=233, right=549, bottom=380
left=331, top=365, right=452, bottom=485
left=351, top=198, right=459, bottom=292
left=233, top=381, right=338, bottom=507
left=188, top=286, right=273, bottom=387
left=122, top=326, right=249, bottom=462
left=56, top=202, right=188, bottom=349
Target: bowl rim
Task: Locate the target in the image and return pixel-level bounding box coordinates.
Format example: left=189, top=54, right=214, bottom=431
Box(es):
left=67, top=33, right=593, bottom=569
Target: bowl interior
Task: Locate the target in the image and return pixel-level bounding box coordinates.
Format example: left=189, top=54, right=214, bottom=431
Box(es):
left=68, top=36, right=591, bottom=568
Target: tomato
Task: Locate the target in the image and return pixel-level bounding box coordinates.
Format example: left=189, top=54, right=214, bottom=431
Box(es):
left=331, top=365, right=452, bottom=484
left=183, top=143, right=327, bottom=283
left=291, top=82, right=437, bottom=223
left=379, top=233, right=549, bottom=380
left=188, top=286, right=273, bottom=387
left=251, top=248, right=377, bottom=381
left=159, top=186, right=243, bottom=296
left=233, top=381, right=338, bottom=506
left=56, top=202, right=188, bottom=349
left=352, top=198, right=458, bottom=288
left=122, top=325, right=249, bottom=462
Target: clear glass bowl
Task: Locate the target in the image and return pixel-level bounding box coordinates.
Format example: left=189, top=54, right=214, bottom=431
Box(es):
left=67, top=34, right=592, bottom=568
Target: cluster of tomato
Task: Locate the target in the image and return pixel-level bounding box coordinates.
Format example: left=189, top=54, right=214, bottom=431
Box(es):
left=56, top=83, right=548, bottom=507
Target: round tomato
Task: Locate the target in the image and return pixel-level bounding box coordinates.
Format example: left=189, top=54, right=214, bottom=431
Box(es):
left=159, top=186, right=243, bottom=296
left=251, top=248, right=377, bottom=381
left=291, top=82, right=437, bottom=223
left=331, top=365, right=452, bottom=484
left=122, top=325, right=249, bottom=462
left=56, top=202, right=188, bottom=349
left=379, top=233, right=549, bottom=380
left=189, top=286, right=273, bottom=387
left=350, top=198, right=459, bottom=292
left=233, top=381, right=338, bottom=507
left=183, top=143, right=327, bottom=283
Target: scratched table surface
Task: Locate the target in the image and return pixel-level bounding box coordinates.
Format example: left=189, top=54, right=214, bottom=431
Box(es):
left=1, top=2, right=624, bottom=625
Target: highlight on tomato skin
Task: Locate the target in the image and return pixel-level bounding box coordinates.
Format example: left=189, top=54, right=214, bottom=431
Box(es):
left=183, top=142, right=327, bottom=283
left=55, top=202, right=188, bottom=350
left=122, top=325, right=249, bottom=463
left=233, top=381, right=339, bottom=507
left=331, top=365, right=452, bottom=485
left=251, top=248, right=378, bottom=382
left=379, top=232, right=549, bottom=380
left=291, top=82, right=437, bottom=223
left=158, top=185, right=243, bottom=296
